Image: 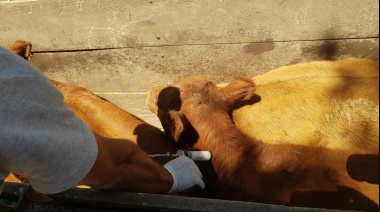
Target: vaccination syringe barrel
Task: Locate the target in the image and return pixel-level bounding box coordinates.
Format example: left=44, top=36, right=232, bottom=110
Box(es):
left=150, top=150, right=211, bottom=161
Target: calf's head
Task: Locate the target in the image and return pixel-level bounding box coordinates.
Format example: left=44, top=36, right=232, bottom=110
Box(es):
left=147, top=77, right=256, bottom=145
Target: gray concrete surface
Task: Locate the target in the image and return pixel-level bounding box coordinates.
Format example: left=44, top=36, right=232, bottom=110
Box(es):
left=1, top=0, right=379, bottom=129
left=0, top=0, right=378, bottom=50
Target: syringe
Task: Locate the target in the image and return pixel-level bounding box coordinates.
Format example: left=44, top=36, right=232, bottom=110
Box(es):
left=150, top=150, right=211, bottom=161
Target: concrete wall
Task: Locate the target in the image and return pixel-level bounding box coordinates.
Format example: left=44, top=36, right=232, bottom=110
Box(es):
left=1, top=0, right=378, bottom=128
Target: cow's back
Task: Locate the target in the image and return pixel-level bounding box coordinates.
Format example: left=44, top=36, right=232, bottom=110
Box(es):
left=230, top=58, right=379, bottom=153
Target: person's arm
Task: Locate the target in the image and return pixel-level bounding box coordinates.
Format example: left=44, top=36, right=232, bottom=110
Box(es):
left=80, top=133, right=173, bottom=192
left=80, top=133, right=205, bottom=193
left=1, top=45, right=204, bottom=194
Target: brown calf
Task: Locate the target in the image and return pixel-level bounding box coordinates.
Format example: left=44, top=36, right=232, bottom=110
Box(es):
left=146, top=70, right=379, bottom=211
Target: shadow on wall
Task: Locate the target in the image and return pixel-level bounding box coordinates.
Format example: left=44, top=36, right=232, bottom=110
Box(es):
left=301, top=30, right=379, bottom=61
left=317, top=30, right=340, bottom=60
left=301, top=30, right=340, bottom=61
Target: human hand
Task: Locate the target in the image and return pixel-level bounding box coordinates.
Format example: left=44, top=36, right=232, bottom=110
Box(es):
left=164, top=155, right=205, bottom=193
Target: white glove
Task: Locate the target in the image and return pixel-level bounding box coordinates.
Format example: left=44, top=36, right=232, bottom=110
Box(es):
left=164, top=155, right=205, bottom=193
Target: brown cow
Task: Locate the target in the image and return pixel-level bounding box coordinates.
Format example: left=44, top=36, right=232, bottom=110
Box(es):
left=226, top=59, right=379, bottom=153
left=146, top=73, right=379, bottom=211
left=49, top=79, right=178, bottom=156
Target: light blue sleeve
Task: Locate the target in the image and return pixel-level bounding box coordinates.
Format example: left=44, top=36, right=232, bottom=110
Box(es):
left=0, top=46, right=98, bottom=194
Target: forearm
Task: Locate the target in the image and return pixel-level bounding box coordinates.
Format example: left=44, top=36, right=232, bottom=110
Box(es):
left=79, top=133, right=173, bottom=193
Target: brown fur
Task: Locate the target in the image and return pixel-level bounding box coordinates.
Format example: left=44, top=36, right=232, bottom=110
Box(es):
left=48, top=79, right=178, bottom=156
left=147, top=73, right=379, bottom=211
left=227, top=59, right=379, bottom=153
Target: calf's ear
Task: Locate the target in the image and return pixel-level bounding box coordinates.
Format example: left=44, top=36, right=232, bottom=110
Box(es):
left=221, top=77, right=256, bottom=105
left=166, top=111, right=185, bottom=142
left=8, top=40, right=32, bottom=60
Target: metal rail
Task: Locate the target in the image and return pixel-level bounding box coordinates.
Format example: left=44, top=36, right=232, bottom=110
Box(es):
left=0, top=182, right=348, bottom=212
